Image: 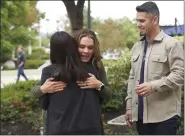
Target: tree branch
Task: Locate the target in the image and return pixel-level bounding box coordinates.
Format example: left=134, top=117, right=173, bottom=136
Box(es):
left=77, top=0, right=85, bottom=11
left=62, top=0, right=77, bottom=29
left=62, top=0, right=75, bottom=12
left=62, top=0, right=84, bottom=34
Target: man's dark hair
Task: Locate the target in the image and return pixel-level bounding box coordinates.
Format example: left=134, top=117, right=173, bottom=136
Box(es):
left=136, top=1, right=160, bottom=22
left=50, top=31, right=88, bottom=82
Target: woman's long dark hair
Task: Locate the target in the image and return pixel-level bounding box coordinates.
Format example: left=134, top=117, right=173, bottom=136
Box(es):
left=50, top=31, right=88, bottom=82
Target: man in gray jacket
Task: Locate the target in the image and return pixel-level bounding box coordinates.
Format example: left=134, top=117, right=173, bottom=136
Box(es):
left=125, top=1, right=184, bottom=135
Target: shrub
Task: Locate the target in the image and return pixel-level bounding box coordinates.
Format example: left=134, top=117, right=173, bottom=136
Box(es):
left=1, top=80, right=42, bottom=130
left=2, top=65, right=16, bottom=70
left=2, top=59, right=46, bottom=70
left=24, top=59, right=46, bottom=69
left=102, top=49, right=131, bottom=110
left=27, top=48, right=49, bottom=60
left=102, top=59, right=117, bottom=67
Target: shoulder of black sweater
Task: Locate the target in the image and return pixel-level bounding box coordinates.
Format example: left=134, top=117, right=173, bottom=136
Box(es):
left=42, top=64, right=59, bottom=72
left=42, top=65, right=51, bottom=73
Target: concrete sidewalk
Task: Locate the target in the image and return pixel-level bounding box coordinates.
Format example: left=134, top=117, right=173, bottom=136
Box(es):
left=1, top=69, right=41, bottom=88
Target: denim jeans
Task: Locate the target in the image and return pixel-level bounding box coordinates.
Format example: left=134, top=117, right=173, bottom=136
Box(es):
left=17, top=66, right=28, bottom=82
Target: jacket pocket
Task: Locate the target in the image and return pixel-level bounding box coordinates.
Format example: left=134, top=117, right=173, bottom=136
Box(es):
left=131, top=54, right=140, bottom=62
left=150, top=55, right=168, bottom=74
left=152, top=55, right=167, bottom=63
left=131, top=54, right=140, bottom=73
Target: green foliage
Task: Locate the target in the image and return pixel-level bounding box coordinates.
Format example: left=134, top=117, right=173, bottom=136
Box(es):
left=174, top=36, right=184, bottom=44
left=2, top=47, right=47, bottom=69
left=24, top=60, right=46, bottom=69
left=102, top=59, right=117, bottom=67
left=103, top=121, right=116, bottom=135
left=1, top=80, right=42, bottom=130
left=2, top=59, right=46, bottom=70
left=1, top=1, right=45, bottom=63
left=62, top=7, right=139, bottom=51
left=102, top=49, right=131, bottom=110
left=1, top=80, right=40, bottom=120
left=24, top=48, right=48, bottom=69
left=94, top=17, right=140, bottom=51
left=41, top=38, right=50, bottom=47
left=123, top=128, right=137, bottom=135
left=2, top=65, right=16, bottom=70
left=1, top=47, right=13, bottom=63
left=27, top=48, right=49, bottom=60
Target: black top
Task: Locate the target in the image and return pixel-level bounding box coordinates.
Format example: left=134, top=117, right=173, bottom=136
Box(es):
left=17, top=52, right=26, bottom=66
left=39, top=62, right=102, bottom=134
left=138, top=39, right=148, bottom=120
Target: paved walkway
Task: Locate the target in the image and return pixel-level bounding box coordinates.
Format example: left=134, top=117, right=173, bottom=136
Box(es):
left=1, top=69, right=41, bottom=88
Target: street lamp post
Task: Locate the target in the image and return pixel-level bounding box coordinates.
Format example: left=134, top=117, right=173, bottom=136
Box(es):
left=175, top=18, right=177, bottom=36
left=37, top=23, right=42, bottom=48
left=88, top=0, right=91, bottom=29
left=28, top=27, right=32, bottom=55
left=46, top=18, right=49, bottom=37
left=56, top=20, right=60, bottom=31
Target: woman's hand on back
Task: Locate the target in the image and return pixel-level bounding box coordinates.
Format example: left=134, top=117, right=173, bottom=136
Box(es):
left=77, top=73, right=102, bottom=89
left=40, top=77, right=67, bottom=93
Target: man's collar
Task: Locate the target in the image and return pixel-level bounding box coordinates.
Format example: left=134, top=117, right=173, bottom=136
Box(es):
left=139, top=30, right=165, bottom=42
left=153, top=30, right=165, bottom=41
left=140, top=35, right=146, bottom=41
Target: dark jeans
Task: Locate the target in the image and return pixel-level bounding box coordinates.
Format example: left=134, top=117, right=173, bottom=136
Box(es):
left=136, top=115, right=180, bottom=135
left=17, top=66, right=28, bottom=82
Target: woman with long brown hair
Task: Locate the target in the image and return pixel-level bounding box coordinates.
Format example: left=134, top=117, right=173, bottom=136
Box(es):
left=31, top=29, right=112, bottom=135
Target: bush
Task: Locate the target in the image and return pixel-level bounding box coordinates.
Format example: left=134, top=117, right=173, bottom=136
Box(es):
left=174, top=36, right=184, bottom=44
left=24, top=59, right=46, bottom=69
left=102, top=49, right=131, bottom=110
left=102, top=59, right=117, bottom=67
left=1, top=80, right=42, bottom=130
left=2, top=59, right=46, bottom=70
left=2, top=65, right=16, bottom=70
left=27, top=48, right=49, bottom=60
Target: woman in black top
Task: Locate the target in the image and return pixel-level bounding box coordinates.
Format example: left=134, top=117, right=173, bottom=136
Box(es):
left=33, top=29, right=112, bottom=135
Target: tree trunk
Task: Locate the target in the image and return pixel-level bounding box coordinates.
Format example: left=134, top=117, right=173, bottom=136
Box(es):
left=62, top=0, right=85, bottom=36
